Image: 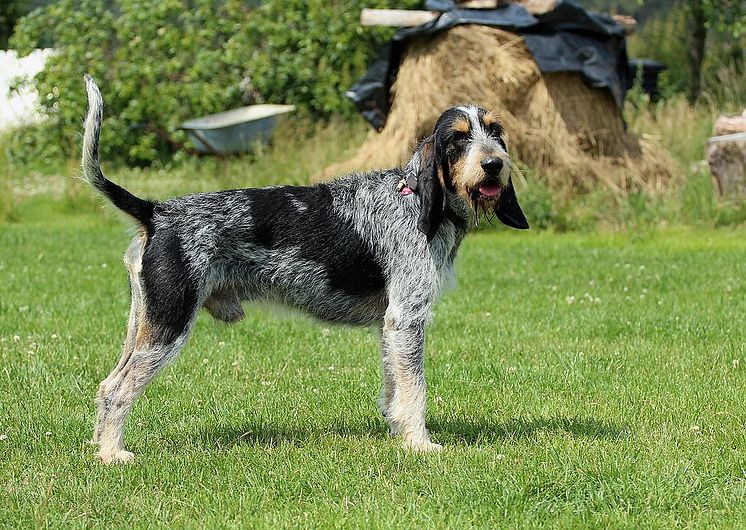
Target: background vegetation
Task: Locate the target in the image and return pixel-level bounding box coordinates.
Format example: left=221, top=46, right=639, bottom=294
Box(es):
left=7, top=0, right=419, bottom=165
left=1, top=0, right=745, bottom=229
left=3, top=0, right=742, bottom=164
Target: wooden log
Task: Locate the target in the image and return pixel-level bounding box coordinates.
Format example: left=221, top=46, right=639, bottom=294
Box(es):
left=361, top=1, right=559, bottom=27
left=459, top=0, right=499, bottom=7
left=611, top=14, right=637, bottom=35
left=362, top=3, right=634, bottom=30
left=360, top=9, right=439, bottom=27
left=708, top=132, right=746, bottom=199
left=518, top=0, right=556, bottom=14
left=714, top=112, right=746, bottom=136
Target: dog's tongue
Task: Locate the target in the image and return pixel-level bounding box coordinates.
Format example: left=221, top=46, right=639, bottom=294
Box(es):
left=479, top=183, right=502, bottom=197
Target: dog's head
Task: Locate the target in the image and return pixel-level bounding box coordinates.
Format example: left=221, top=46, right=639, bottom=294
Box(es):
left=405, top=105, right=529, bottom=241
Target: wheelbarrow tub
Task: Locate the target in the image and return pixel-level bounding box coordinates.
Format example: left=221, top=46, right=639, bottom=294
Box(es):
left=181, top=104, right=295, bottom=154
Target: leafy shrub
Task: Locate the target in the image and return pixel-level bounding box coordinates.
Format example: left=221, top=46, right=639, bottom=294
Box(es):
left=8, top=0, right=418, bottom=165
left=236, top=0, right=420, bottom=118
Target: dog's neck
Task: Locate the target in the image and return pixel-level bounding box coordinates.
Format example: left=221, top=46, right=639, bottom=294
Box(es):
left=444, top=191, right=471, bottom=233
left=399, top=164, right=470, bottom=235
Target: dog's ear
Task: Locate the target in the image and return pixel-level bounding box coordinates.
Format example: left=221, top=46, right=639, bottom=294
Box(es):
left=495, top=177, right=529, bottom=230
left=409, top=135, right=446, bottom=242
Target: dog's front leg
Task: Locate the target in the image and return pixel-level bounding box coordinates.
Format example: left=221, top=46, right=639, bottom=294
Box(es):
left=381, top=313, right=441, bottom=453
left=377, top=326, right=395, bottom=419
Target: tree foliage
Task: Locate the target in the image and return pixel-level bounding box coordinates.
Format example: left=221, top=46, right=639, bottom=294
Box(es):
left=0, top=1, right=20, bottom=49
left=627, top=0, right=745, bottom=104
left=686, top=0, right=745, bottom=102
left=701, top=0, right=745, bottom=36
left=8, top=0, right=418, bottom=165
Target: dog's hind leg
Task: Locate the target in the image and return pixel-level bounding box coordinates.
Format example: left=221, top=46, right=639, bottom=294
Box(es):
left=95, top=310, right=196, bottom=464
left=95, top=236, right=200, bottom=463
left=93, top=238, right=144, bottom=445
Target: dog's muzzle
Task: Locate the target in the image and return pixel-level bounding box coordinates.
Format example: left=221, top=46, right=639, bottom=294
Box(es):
left=475, top=158, right=508, bottom=200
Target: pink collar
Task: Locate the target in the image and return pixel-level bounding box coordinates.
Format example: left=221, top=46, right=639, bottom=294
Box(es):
left=396, top=178, right=414, bottom=196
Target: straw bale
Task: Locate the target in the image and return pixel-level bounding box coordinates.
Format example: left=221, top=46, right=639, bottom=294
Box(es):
left=322, top=25, right=673, bottom=194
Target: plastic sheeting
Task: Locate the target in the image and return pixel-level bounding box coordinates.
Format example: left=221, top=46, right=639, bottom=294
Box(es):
left=347, top=0, right=629, bottom=131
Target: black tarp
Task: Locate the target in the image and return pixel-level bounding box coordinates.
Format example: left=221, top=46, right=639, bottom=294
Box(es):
left=347, top=0, right=629, bottom=131
left=628, top=59, right=666, bottom=101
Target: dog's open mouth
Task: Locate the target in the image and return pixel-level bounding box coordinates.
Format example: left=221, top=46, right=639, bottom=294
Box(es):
left=470, top=179, right=503, bottom=201
left=478, top=181, right=503, bottom=199
left=469, top=180, right=504, bottom=227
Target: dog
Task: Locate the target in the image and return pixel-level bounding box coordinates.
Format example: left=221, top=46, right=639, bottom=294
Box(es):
left=82, top=75, right=528, bottom=463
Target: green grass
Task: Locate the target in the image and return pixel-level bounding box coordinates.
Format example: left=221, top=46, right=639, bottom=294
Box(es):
left=2, top=200, right=746, bottom=527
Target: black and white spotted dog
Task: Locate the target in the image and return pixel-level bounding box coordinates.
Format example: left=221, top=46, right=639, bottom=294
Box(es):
left=82, top=76, right=528, bottom=463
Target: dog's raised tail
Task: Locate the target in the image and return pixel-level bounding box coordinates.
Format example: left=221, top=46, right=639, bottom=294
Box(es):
left=82, top=75, right=155, bottom=227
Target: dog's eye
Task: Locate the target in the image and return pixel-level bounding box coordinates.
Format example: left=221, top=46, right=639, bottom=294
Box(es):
left=452, top=131, right=469, bottom=143
left=487, top=123, right=502, bottom=137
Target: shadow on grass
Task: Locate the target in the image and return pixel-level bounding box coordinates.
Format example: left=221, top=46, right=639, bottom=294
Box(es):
left=431, top=415, right=630, bottom=445
left=199, top=420, right=387, bottom=448
left=198, top=414, right=629, bottom=449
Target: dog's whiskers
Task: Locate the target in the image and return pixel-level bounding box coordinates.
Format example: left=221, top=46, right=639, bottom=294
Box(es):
left=472, top=197, right=480, bottom=227
left=485, top=206, right=496, bottom=227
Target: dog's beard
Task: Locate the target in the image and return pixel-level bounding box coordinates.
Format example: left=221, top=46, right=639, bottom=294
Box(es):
left=470, top=195, right=498, bottom=228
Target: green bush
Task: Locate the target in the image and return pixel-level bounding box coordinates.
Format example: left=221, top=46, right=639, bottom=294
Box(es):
left=8, top=0, right=418, bottom=165
left=236, top=0, right=419, bottom=119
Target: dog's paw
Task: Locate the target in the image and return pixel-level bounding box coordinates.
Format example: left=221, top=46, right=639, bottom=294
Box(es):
left=98, top=449, right=135, bottom=464
left=403, top=439, right=443, bottom=453
left=384, top=420, right=400, bottom=437
left=376, top=398, right=389, bottom=419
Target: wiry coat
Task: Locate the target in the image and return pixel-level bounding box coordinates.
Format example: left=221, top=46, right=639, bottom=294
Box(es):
left=82, top=76, right=527, bottom=463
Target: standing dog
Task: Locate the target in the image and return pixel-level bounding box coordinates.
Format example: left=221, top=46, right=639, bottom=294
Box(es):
left=82, top=76, right=528, bottom=463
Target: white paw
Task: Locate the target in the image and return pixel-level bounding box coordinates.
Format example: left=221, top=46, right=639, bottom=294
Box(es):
left=98, top=449, right=135, bottom=464
left=385, top=420, right=400, bottom=437
left=403, top=439, right=443, bottom=453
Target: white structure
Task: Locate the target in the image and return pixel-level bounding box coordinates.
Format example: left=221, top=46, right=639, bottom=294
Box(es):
left=0, top=49, right=54, bottom=133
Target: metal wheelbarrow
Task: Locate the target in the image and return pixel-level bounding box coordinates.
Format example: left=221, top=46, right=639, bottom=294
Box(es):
left=181, top=104, right=295, bottom=155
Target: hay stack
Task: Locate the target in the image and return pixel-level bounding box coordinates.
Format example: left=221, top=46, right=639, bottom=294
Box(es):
left=323, top=25, right=673, bottom=194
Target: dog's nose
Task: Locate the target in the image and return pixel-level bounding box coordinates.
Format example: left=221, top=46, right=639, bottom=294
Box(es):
left=480, top=157, right=504, bottom=175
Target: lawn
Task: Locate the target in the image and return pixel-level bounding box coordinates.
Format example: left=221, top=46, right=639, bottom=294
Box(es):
left=2, top=205, right=746, bottom=528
